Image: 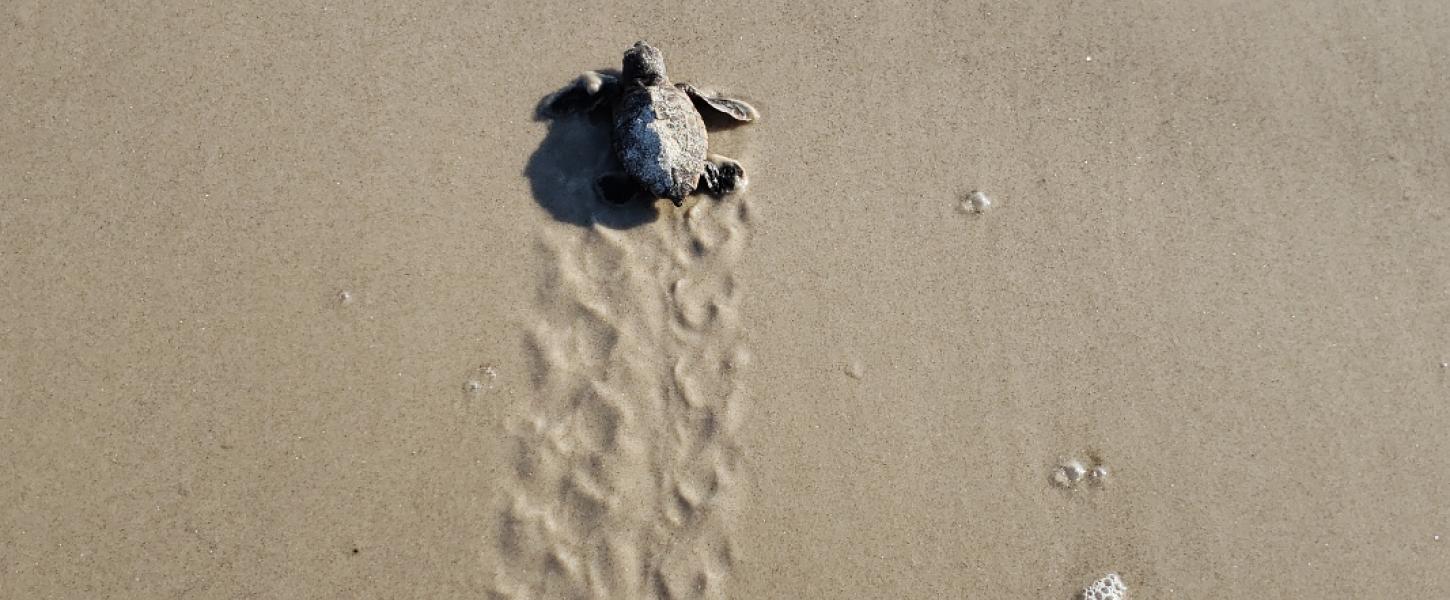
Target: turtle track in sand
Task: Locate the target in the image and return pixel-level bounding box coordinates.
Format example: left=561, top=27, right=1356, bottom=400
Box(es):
left=493, top=196, right=753, bottom=600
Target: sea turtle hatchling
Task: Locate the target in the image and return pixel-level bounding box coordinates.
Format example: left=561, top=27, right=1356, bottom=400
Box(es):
left=542, top=41, right=758, bottom=207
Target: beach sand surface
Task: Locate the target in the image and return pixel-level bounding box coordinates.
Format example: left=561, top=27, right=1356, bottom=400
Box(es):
left=3, top=1, right=1448, bottom=598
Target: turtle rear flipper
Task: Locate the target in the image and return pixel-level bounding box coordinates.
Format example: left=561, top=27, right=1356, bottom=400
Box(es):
left=677, top=83, right=758, bottom=122
left=701, top=155, right=747, bottom=197
left=540, top=71, right=619, bottom=118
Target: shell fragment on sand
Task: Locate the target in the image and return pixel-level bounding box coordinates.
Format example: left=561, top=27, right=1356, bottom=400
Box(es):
left=1052, top=460, right=1087, bottom=487
left=1053, top=458, right=1110, bottom=489
left=958, top=190, right=993, bottom=214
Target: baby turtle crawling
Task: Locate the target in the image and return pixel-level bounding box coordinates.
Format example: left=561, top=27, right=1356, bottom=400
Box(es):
left=543, top=41, right=757, bottom=207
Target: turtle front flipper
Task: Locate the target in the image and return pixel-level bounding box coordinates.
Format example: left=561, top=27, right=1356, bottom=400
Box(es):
left=540, top=71, right=619, bottom=118
left=595, top=172, right=647, bottom=205
left=701, top=155, right=747, bottom=197
left=676, top=83, right=758, bottom=122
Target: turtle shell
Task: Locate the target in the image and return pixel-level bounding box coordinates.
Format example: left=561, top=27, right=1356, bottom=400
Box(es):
left=611, top=83, right=709, bottom=203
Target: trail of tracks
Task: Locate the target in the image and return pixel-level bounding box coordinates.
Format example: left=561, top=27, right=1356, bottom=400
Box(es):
left=495, top=197, right=753, bottom=600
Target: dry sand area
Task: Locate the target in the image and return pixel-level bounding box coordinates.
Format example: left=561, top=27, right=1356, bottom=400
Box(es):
left=4, top=1, right=1449, bottom=598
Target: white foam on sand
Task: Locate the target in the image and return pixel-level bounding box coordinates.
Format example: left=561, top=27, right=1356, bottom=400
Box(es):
left=1080, top=572, right=1128, bottom=600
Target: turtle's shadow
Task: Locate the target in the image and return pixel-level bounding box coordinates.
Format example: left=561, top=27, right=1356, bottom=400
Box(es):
left=524, top=69, right=658, bottom=230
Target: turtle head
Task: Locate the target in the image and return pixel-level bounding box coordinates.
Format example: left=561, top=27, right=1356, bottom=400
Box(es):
left=622, top=41, right=668, bottom=85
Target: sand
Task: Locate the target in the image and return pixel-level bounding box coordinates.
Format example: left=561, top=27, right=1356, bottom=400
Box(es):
left=3, top=1, right=1449, bottom=598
